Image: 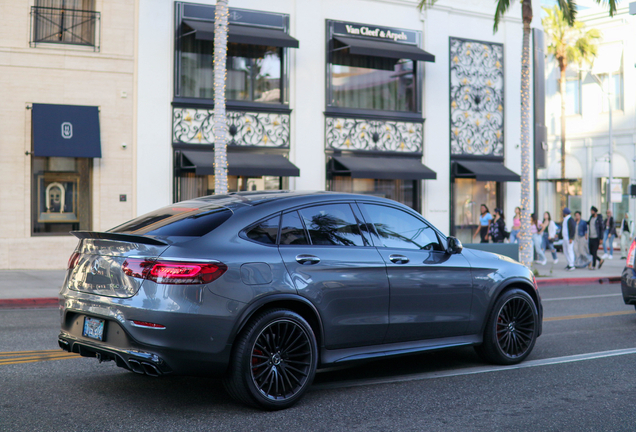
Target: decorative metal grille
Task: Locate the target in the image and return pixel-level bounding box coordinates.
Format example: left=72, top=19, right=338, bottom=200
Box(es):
left=30, top=6, right=100, bottom=50
left=325, top=117, right=422, bottom=153
left=173, top=108, right=290, bottom=148
left=449, top=38, right=504, bottom=157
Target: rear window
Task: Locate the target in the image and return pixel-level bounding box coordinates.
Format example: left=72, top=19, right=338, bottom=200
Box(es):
left=109, top=205, right=232, bottom=237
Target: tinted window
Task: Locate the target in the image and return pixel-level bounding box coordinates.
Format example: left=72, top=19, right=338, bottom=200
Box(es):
left=246, top=215, right=280, bottom=245
left=363, top=204, right=441, bottom=251
left=109, top=205, right=232, bottom=237
left=280, top=211, right=309, bottom=245
left=299, top=204, right=365, bottom=246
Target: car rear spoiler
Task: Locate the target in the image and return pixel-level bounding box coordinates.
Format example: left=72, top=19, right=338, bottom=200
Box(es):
left=70, top=231, right=169, bottom=246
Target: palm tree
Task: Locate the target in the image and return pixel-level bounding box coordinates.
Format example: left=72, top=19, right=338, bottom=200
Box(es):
left=213, top=0, right=229, bottom=195
left=418, top=0, right=616, bottom=268
left=543, top=6, right=600, bottom=211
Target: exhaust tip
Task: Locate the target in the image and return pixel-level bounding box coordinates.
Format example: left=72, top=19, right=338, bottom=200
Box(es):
left=141, top=362, right=161, bottom=377
left=128, top=359, right=145, bottom=374
left=58, top=339, right=70, bottom=351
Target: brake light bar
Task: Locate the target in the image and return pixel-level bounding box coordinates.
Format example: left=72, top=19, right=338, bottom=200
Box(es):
left=122, top=259, right=227, bottom=285
left=131, top=320, right=166, bottom=329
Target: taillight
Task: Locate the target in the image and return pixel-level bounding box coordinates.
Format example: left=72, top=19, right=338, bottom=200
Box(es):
left=122, top=259, right=227, bottom=285
left=67, top=252, right=80, bottom=270
left=627, top=240, right=636, bottom=269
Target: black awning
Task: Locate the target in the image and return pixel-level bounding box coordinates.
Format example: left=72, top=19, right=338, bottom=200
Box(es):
left=182, top=150, right=300, bottom=177
left=454, top=160, right=520, bottom=182
left=32, top=103, right=101, bottom=158
left=331, top=156, right=436, bottom=180
left=333, top=36, right=435, bottom=62
left=184, top=20, right=299, bottom=48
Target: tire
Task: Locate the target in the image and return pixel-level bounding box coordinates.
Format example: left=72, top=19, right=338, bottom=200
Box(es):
left=223, top=309, right=318, bottom=410
left=475, top=288, right=539, bottom=365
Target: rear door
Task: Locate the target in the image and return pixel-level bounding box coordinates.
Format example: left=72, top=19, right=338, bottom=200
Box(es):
left=278, top=203, right=390, bottom=349
left=358, top=203, right=473, bottom=343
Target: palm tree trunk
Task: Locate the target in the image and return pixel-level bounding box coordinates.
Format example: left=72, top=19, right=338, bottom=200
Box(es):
left=519, top=0, right=533, bottom=268
left=559, top=65, right=567, bottom=211
left=213, top=0, right=229, bottom=194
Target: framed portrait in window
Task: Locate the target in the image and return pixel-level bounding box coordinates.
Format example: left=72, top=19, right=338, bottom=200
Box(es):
left=37, top=173, right=80, bottom=223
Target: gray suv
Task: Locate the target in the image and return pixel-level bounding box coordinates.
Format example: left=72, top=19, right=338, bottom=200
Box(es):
left=58, top=191, right=542, bottom=409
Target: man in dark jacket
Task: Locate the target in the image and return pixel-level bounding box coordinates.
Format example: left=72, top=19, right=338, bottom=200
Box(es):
left=588, top=206, right=604, bottom=269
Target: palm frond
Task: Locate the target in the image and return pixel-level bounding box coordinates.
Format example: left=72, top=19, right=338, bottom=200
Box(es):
left=493, top=0, right=512, bottom=33
left=417, top=0, right=438, bottom=11
left=595, top=0, right=618, bottom=17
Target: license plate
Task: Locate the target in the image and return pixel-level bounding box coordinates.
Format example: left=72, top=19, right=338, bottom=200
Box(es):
left=83, top=317, right=105, bottom=341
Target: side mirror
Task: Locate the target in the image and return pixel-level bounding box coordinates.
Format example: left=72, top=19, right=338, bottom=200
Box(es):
left=447, top=236, right=463, bottom=254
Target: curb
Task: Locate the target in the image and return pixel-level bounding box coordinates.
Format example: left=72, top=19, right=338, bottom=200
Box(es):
left=536, top=276, right=621, bottom=287
left=0, top=297, right=58, bottom=308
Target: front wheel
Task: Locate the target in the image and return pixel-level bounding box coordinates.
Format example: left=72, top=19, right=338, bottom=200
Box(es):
left=475, top=288, right=539, bottom=365
left=223, top=309, right=318, bottom=410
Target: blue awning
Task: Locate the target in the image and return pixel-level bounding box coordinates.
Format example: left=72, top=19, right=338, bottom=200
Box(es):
left=32, top=104, right=102, bottom=158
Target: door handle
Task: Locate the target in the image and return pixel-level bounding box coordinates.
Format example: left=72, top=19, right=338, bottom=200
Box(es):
left=389, top=254, right=410, bottom=264
left=295, top=254, right=321, bottom=265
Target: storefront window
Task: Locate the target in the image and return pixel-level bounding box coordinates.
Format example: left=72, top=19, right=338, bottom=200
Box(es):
left=177, top=173, right=285, bottom=201
left=179, top=36, right=282, bottom=102
left=453, top=178, right=497, bottom=245
left=553, top=180, right=582, bottom=215
left=600, top=177, right=629, bottom=217
left=329, top=43, right=416, bottom=112
left=32, top=156, right=91, bottom=235
left=329, top=176, right=418, bottom=211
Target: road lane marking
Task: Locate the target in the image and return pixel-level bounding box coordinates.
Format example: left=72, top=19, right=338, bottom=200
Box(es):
left=543, top=293, right=622, bottom=302
left=312, top=347, right=636, bottom=391
left=0, top=349, right=79, bottom=366
left=544, top=310, right=635, bottom=321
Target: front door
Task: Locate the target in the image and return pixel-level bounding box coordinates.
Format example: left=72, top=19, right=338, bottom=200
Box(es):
left=359, top=203, right=474, bottom=343
left=278, top=203, right=390, bottom=349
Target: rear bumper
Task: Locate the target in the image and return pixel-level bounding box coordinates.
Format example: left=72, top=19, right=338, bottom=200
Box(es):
left=58, top=332, right=171, bottom=376
left=621, top=267, right=636, bottom=305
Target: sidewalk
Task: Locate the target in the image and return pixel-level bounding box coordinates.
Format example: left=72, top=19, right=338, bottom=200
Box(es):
left=0, top=255, right=626, bottom=307
left=531, top=254, right=624, bottom=287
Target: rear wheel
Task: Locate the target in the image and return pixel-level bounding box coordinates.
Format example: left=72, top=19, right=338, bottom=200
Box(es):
left=223, top=309, right=318, bottom=410
left=475, top=289, right=539, bottom=365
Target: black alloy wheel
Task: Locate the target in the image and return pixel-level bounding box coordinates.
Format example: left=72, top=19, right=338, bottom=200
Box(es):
left=223, top=309, right=318, bottom=410
left=475, top=288, right=538, bottom=365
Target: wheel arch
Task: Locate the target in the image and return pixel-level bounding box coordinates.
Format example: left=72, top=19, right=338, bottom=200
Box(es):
left=483, top=278, right=542, bottom=335
left=230, top=294, right=325, bottom=350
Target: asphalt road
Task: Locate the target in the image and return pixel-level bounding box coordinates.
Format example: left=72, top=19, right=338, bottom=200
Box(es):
left=2, top=282, right=636, bottom=431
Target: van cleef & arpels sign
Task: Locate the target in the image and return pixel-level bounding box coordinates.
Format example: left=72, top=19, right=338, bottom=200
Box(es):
left=332, top=21, right=417, bottom=44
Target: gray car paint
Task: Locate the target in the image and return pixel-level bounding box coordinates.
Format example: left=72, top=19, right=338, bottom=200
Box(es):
left=58, top=191, right=541, bottom=377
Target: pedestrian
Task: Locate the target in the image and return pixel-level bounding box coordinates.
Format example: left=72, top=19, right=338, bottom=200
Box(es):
left=472, top=204, right=492, bottom=244
left=489, top=208, right=506, bottom=243
left=588, top=206, right=604, bottom=270
left=620, top=212, right=633, bottom=259
left=573, top=211, right=592, bottom=268
left=531, top=213, right=547, bottom=265
left=602, top=209, right=617, bottom=260
left=541, top=211, right=558, bottom=263
left=510, top=206, right=521, bottom=243
left=562, top=208, right=576, bottom=271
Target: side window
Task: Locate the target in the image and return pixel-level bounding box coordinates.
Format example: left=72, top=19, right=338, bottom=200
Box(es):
left=298, top=204, right=365, bottom=247
left=245, top=214, right=280, bottom=245
left=362, top=204, right=442, bottom=251
left=280, top=211, right=309, bottom=245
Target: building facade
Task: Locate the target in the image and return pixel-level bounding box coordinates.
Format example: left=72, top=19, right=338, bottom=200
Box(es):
left=0, top=0, right=136, bottom=269
left=137, top=0, right=541, bottom=247
left=542, top=4, right=636, bottom=222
